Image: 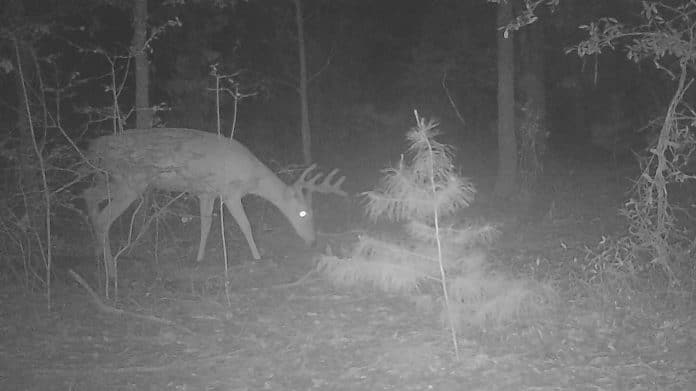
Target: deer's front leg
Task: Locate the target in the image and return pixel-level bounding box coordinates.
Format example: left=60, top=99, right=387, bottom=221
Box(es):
left=222, top=197, right=261, bottom=260
left=88, top=181, right=140, bottom=280
left=197, top=194, right=215, bottom=262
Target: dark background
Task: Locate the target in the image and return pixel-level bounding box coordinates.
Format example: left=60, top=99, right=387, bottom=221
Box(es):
left=0, top=0, right=670, bottom=189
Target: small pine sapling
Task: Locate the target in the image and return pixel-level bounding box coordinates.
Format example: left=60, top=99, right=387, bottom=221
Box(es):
left=318, top=112, right=557, bottom=358
left=319, top=111, right=484, bottom=358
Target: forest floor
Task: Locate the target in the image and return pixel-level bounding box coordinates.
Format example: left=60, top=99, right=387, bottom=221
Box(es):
left=1, top=152, right=695, bottom=391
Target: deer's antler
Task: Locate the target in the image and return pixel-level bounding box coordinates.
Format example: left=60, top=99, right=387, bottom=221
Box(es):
left=295, top=164, right=347, bottom=196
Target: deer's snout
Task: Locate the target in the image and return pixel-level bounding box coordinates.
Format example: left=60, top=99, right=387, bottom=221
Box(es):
left=304, top=231, right=316, bottom=247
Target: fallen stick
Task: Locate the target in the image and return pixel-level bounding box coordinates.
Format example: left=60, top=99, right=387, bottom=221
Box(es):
left=271, top=267, right=317, bottom=289
left=68, top=269, right=188, bottom=332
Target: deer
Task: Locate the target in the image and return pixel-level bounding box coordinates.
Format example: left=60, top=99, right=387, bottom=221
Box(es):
left=81, top=128, right=346, bottom=278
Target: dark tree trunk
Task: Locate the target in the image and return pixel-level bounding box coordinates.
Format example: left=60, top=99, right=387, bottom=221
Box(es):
left=132, top=0, right=152, bottom=129
left=494, top=0, right=517, bottom=197
left=131, top=0, right=154, bottom=262
left=294, top=0, right=312, bottom=165
left=518, top=19, right=548, bottom=178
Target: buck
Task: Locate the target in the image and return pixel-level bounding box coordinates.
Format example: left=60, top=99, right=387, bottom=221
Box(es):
left=82, top=128, right=346, bottom=276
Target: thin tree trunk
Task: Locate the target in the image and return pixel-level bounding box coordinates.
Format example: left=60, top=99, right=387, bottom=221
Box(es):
left=494, top=0, right=517, bottom=197
left=527, top=21, right=546, bottom=138
left=131, top=0, right=153, bottom=260
left=519, top=19, right=547, bottom=177
left=132, top=0, right=152, bottom=129
left=294, top=0, right=312, bottom=165
left=8, top=0, right=51, bottom=296
left=9, top=0, right=41, bottom=218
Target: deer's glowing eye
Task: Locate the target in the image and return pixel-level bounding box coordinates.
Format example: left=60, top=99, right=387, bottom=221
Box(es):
left=299, top=210, right=308, bottom=218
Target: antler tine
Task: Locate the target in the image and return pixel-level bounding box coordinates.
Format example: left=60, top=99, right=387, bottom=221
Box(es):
left=294, top=163, right=318, bottom=187
left=296, top=165, right=347, bottom=196
left=322, top=169, right=347, bottom=195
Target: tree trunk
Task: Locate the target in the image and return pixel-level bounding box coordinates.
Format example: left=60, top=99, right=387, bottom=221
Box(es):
left=294, top=0, right=312, bottom=165
left=132, top=0, right=152, bottom=129
left=529, top=20, right=547, bottom=155
left=518, top=19, right=547, bottom=180
left=131, top=0, right=153, bottom=260
left=493, top=0, right=517, bottom=197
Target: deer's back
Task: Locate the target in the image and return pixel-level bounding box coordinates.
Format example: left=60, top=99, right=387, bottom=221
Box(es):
left=86, top=128, right=269, bottom=194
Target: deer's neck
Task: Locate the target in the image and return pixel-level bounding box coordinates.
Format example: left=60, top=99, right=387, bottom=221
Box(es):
left=253, top=170, right=290, bottom=208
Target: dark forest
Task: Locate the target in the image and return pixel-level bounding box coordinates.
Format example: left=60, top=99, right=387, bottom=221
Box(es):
left=1, top=0, right=694, bottom=389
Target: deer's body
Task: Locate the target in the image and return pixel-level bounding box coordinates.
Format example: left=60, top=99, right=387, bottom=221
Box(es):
left=82, top=128, right=343, bottom=276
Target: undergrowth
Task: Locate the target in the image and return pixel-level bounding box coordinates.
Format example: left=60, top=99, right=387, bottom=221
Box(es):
left=572, top=1, right=696, bottom=299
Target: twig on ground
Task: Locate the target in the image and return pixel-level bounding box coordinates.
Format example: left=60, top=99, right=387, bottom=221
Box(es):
left=271, top=267, right=318, bottom=289
left=68, top=269, right=190, bottom=333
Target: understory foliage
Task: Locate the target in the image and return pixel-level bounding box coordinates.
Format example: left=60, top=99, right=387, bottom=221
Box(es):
left=0, top=134, right=78, bottom=283
left=571, top=1, right=696, bottom=289
left=318, top=114, right=556, bottom=332
left=0, top=25, right=88, bottom=300
left=0, top=13, right=181, bottom=301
